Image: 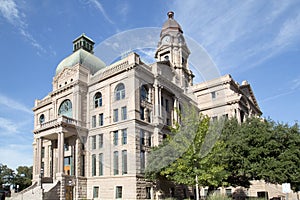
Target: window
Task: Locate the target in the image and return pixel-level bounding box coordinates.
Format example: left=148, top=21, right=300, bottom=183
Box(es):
left=64, top=140, right=69, bottom=151
left=211, top=91, right=216, bottom=99
left=113, top=151, right=119, bottom=175
left=122, top=129, right=127, bottom=145
left=94, top=92, right=102, bottom=108
left=64, top=157, right=71, bottom=165
left=99, top=113, right=104, bottom=126
left=58, top=99, right=72, bottom=118
left=113, top=131, right=118, bottom=146
left=115, top=83, right=125, bottom=101
left=98, top=134, right=103, bottom=148
left=140, top=86, right=148, bottom=101
left=41, top=147, right=45, bottom=158
left=140, top=150, right=145, bottom=172
left=39, top=114, right=45, bottom=124
left=91, top=135, right=96, bottom=150
left=113, top=109, right=118, bottom=122
left=99, top=153, right=103, bottom=176
left=92, top=115, right=96, bottom=128
left=116, top=186, right=122, bottom=199
left=165, top=99, right=169, bottom=112
left=212, top=116, right=218, bottom=122
left=122, top=150, right=127, bottom=175
left=121, top=106, right=127, bottom=120
left=226, top=188, right=232, bottom=197
left=93, top=186, right=99, bottom=198
left=140, top=107, right=145, bottom=120
left=140, top=130, right=145, bottom=145
left=147, top=134, right=152, bottom=147
left=92, top=154, right=96, bottom=176
left=146, top=187, right=151, bottom=199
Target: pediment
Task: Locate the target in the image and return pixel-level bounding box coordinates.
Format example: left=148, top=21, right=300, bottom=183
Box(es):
left=53, top=66, right=78, bottom=83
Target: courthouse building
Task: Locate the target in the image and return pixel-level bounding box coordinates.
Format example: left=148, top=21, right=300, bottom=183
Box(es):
left=24, top=12, right=262, bottom=200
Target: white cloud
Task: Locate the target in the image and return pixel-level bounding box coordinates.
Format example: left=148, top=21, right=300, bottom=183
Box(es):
left=0, top=117, right=18, bottom=133
left=0, top=94, right=32, bottom=114
left=87, top=0, right=114, bottom=24
left=0, top=0, right=45, bottom=52
left=171, top=0, right=300, bottom=70
left=0, top=146, right=32, bottom=170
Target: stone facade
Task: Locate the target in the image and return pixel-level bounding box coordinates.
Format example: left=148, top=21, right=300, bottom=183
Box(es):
left=19, top=11, right=274, bottom=200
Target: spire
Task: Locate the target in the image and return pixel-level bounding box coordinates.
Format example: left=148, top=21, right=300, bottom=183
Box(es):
left=161, top=11, right=183, bottom=36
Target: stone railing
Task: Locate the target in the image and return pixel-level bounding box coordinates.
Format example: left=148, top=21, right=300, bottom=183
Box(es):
left=37, top=116, right=86, bottom=131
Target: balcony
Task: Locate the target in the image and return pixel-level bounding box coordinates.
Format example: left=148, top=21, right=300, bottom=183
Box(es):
left=34, top=116, right=86, bottom=134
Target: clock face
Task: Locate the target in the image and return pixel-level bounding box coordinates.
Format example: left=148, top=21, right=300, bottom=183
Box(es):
left=58, top=99, right=72, bottom=118
left=162, top=35, right=171, bottom=44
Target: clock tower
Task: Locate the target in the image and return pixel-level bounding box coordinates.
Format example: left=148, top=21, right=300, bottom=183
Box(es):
left=155, top=11, right=194, bottom=88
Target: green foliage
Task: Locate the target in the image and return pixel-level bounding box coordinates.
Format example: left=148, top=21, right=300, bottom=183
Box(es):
left=0, top=164, right=32, bottom=191
left=145, top=107, right=228, bottom=188
left=222, top=118, right=300, bottom=191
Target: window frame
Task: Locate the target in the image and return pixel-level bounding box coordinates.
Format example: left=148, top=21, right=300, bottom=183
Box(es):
left=121, top=106, right=127, bottom=120
left=113, top=109, right=118, bottom=122
left=99, top=153, right=103, bottom=176
left=122, top=150, right=127, bottom=175
left=94, top=92, right=102, bottom=108
left=122, top=129, right=127, bottom=145
left=115, top=83, right=125, bottom=101
left=113, top=151, right=119, bottom=175
left=92, top=154, right=96, bottom=176
left=99, top=113, right=104, bottom=126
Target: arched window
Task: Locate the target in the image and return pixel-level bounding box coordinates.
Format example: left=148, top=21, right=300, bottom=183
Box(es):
left=58, top=99, right=72, bottom=118
left=140, top=85, right=148, bottom=101
left=94, top=92, right=102, bottom=108
left=115, top=83, right=125, bottom=101
left=39, top=114, right=45, bottom=124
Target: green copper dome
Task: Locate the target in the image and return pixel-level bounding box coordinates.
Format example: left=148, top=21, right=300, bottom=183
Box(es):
left=55, top=48, right=106, bottom=75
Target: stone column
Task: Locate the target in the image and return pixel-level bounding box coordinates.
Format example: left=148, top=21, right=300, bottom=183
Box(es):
left=154, top=83, right=159, bottom=117
left=57, top=132, right=65, bottom=174
left=158, top=86, right=162, bottom=117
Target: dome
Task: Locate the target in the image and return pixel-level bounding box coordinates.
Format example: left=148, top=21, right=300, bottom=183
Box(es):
left=55, top=49, right=106, bottom=75
left=161, top=11, right=183, bottom=36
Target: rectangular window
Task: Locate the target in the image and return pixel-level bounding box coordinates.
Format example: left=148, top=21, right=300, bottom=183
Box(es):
left=165, top=99, right=169, bottom=112
left=99, top=153, right=103, bottom=176
left=64, top=157, right=71, bottom=165
left=147, top=134, right=152, bottom=147
left=226, top=188, right=232, bottom=197
left=113, top=131, right=118, bottom=146
left=92, top=154, right=96, bottom=176
left=140, top=107, right=145, bottom=120
left=92, top=135, right=96, bottom=150
left=92, top=115, right=96, bottom=128
left=161, top=96, right=164, bottom=106
left=122, top=129, right=127, bottom=145
left=113, top=151, right=119, bottom=175
left=121, top=106, right=127, bottom=120
left=113, top=109, right=118, bottom=122
left=212, top=116, right=218, bottom=122
left=146, top=187, right=151, bottom=199
left=122, top=150, right=127, bottom=175
left=41, top=147, right=45, bottom=158
left=211, top=91, right=216, bottom=99
left=99, top=134, right=103, bottom=148
left=116, top=186, right=122, bottom=199
left=93, top=186, right=99, bottom=198
left=140, top=130, right=145, bottom=145
left=140, top=150, right=145, bottom=172
left=99, top=113, right=104, bottom=126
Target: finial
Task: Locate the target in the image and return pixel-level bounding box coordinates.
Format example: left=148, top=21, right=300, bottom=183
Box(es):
left=167, top=11, right=174, bottom=19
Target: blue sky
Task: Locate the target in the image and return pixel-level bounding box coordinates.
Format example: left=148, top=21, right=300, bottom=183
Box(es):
left=0, top=0, right=299, bottom=170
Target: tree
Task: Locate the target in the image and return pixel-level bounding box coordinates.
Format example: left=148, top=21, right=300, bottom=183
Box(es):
left=14, top=166, right=32, bottom=191
left=146, top=108, right=229, bottom=188
left=222, top=118, right=300, bottom=192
